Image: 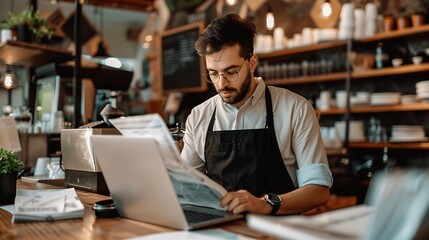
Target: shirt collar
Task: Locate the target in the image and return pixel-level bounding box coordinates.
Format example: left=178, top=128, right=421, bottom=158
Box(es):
left=250, top=77, right=266, bottom=106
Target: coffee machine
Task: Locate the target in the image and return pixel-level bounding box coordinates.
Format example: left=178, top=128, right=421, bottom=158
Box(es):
left=61, top=104, right=123, bottom=195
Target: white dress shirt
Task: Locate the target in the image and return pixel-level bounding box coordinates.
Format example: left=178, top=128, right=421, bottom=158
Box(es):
left=181, top=78, right=333, bottom=189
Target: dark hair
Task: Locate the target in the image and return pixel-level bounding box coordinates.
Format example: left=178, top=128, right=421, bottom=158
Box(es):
left=195, top=13, right=256, bottom=58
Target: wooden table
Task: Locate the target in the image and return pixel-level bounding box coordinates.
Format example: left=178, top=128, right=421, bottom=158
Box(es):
left=0, top=180, right=275, bottom=240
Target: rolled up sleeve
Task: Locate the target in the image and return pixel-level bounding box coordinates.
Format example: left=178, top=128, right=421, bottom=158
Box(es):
left=297, top=163, right=333, bottom=188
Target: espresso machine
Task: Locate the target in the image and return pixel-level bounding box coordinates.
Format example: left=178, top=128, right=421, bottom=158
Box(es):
left=61, top=103, right=123, bottom=195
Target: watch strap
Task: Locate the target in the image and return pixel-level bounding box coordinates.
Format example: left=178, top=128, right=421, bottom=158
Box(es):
left=265, top=193, right=281, bottom=215
left=269, top=204, right=280, bottom=215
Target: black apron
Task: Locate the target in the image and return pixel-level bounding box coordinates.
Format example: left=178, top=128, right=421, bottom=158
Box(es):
left=204, top=87, right=296, bottom=197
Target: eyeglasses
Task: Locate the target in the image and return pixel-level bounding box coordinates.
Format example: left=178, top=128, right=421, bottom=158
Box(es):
left=204, top=59, right=247, bottom=84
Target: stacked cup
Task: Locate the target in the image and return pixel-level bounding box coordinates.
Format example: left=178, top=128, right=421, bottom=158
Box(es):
left=273, top=27, right=285, bottom=50
left=354, top=8, right=365, bottom=39
left=338, top=3, right=355, bottom=40
left=301, top=27, right=313, bottom=46
left=319, top=91, right=332, bottom=111
left=364, top=3, right=378, bottom=37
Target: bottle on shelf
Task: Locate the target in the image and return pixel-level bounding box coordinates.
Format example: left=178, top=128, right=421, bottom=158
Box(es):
left=375, top=42, right=389, bottom=69
left=368, top=117, right=382, bottom=142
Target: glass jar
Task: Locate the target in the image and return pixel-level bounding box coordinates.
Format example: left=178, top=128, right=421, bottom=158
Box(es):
left=11, top=106, right=32, bottom=133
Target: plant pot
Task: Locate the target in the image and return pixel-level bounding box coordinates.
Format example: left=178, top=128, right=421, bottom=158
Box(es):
left=396, top=17, right=409, bottom=30
left=383, top=16, right=395, bottom=32
left=411, top=14, right=425, bottom=27
left=16, top=24, right=33, bottom=43
left=0, top=172, right=17, bottom=205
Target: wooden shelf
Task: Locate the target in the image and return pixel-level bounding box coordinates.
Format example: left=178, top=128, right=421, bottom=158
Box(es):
left=317, top=108, right=346, bottom=115
left=325, top=148, right=346, bottom=156
left=258, top=40, right=348, bottom=59
left=265, top=62, right=429, bottom=86
left=265, top=72, right=346, bottom=85
left=318, top=102, right=429, bottom=115
left=0, top=41, right=73, bottom=67
left=352, top=62, right=429, bottom=79
left=349, top=142, right=429, bottom=150
left=359, top=24, right=429, bottom=43
left=257, top=25, right=429, bottom=62
left=351, top=102, right=429, bottom=113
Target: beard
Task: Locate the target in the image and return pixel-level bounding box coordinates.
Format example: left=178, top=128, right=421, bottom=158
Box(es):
left=217, top=70, right=251, bottom=105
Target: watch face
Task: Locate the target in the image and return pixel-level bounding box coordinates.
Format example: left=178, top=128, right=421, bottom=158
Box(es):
left=265, top=193, right=281, bottom=205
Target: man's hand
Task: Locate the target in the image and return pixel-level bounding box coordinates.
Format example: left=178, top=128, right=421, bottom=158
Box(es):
left=220, top=189, right=272, bottom=215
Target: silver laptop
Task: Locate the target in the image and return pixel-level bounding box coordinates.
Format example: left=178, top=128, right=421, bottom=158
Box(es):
left=90, top=135, right=242, bottom=230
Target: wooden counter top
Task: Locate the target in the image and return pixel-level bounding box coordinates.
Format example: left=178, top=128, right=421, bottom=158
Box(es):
left=0, top=180, right=274, bottom=240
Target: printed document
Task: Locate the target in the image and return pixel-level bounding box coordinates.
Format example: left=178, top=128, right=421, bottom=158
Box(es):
left=12, top=188, right=84, bottom=222
left=247, top=205, right=372, bottom=240
left=109, top=114, right=227, bottom=210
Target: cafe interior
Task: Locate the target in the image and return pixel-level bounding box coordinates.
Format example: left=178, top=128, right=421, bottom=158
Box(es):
left=0, top=0, right=428, bottom=239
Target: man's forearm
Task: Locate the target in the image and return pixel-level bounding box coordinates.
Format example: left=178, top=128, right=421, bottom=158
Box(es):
left=276, top=184, right=330, bottom=215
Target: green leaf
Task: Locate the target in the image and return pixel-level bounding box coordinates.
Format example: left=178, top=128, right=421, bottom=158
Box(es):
left=0, top=148, right=23, bottom=174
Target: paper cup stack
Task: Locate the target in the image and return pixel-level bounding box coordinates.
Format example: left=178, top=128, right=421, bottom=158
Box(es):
left=338, top=3, right=355, bottom=40
left=364, top=3, right=378, bottom=37
left=354, top=8, right=365, bottom=39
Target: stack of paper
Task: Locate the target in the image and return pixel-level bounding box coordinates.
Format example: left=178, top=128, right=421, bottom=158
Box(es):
left=247, top=205, right=372, bottom=240
left=12, top=188, right=84, bottom=222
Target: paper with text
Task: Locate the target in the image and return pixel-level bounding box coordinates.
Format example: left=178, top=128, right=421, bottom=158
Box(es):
left=12, top=188, right=84, bottom=222
left=109, top=114, right=227, bottom=210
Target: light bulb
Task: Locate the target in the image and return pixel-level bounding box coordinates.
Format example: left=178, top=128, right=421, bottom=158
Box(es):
left=226, top=0, right=237, bottom=6
left=4, top=75, right=13, bottom=88
left=2, top=72, right=16, bottom=90
left=145, top=35, right=153, bottom=42
left=266, top=12, right=275, bottom=30
left=104, top=57, right=122, bottom=68
left=143, top=42, right=150, bottom=49
left=321, top=1, right=332, bottom=17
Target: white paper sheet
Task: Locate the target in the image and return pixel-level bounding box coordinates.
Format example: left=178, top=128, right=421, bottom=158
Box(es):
left=127, top=229, right=255, bottom=240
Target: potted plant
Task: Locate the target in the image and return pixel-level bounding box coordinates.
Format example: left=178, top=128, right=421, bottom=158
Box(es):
left=407, top=0, right=427, bottom=27
left=1, top=5, right=54, bottom=43
left=0, top=148, right=23, bottom=205
left=394, top=7, right=410, bottom=30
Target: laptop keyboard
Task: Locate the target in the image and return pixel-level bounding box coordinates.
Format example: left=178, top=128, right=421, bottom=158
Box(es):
left=183, top=209, right=225, bottom=224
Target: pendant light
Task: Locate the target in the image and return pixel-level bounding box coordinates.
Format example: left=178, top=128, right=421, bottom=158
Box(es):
left=321, top=0, right=333, bottom=17
left=1, top=68, right=17, bottom=106
left=225, top=0, right=237, bottom=6
left=266, top=5, right=275, bottom=30
left=1, top=72, right=17, bottom=90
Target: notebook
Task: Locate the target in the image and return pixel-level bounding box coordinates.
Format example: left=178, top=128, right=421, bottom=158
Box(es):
left=90, top=135, right=243, bottom=230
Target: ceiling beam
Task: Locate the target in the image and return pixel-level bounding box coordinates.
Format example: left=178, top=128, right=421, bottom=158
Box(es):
left=61, top=0, right=156, bottom=12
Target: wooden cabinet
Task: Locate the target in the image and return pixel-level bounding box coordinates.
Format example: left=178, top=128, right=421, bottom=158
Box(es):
left=19, top=133, right=61, bottom=168
left=0, top=41, right=73, bottom=67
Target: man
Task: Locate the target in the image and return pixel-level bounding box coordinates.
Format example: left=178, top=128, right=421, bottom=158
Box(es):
left=181, top=13, right=333, bottom=215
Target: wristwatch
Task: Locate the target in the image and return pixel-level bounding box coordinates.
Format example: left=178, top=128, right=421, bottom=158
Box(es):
left=264, top=193, right=282, bottom=215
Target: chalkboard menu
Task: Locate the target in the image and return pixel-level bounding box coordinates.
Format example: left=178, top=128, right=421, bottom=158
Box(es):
left=160, top=22, right=207, bottom=93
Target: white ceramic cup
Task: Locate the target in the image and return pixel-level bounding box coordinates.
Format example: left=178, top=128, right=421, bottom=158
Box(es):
left=34, top=157, right=51, bottom=176
left=336, top=90, right=348, bottom=108
left=392, top=58, right=403, bottom=67
left=319, top=91, right=332, bottom=110
left=412, top=56, right=423, bottom=65
left=356, top=91, right=370, bottom=103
